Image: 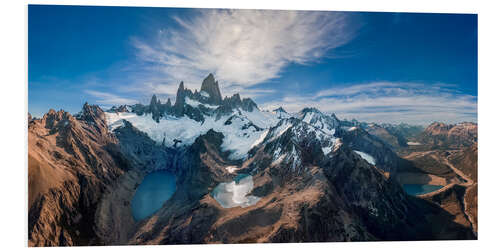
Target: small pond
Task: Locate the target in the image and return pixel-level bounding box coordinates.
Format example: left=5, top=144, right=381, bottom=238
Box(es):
left=212, top=174, right=260, bottom=208
left=131, top=171, right=176, bottom=221
left=403, top=184, right=443, bottom=196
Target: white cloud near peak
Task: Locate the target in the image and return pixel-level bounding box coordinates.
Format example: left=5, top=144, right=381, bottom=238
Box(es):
left=132, top=9, right=357, bottom=94
left=261, top=82, right=477, bottom=125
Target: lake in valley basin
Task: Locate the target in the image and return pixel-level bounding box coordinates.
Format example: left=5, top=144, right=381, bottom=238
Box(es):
left=403, top=184, right=443, bottom=196
left=131, top=171, right=176, bottom=221
left=211, top=174, right=260, bottom=208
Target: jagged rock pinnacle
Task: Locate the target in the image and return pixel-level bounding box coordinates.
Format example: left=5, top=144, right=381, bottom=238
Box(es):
left=200, top=73, right=222, bottom=105
left=174, top=81, right=186, bottom=116
left=149, top=94, right=162, bottom=122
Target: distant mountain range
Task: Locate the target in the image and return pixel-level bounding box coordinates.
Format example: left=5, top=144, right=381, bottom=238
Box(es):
left=28, top=74, right=477, bottom=246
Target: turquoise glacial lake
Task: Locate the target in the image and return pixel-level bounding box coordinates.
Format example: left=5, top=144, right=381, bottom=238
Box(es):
left=131, top=171, right=176, bottom=221
left=403, top=184, right=443, bottom=196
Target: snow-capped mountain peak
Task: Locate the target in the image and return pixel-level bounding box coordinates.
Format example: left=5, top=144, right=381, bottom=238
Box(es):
left=104, top=74, right=284, bottom=160
left=272, top=106, right=291, bottom=119
left=251, top=118, right=338, bottom=172
left=102, top=74, right=348, bottom=166
left=296, top=107, right=340, bottom=136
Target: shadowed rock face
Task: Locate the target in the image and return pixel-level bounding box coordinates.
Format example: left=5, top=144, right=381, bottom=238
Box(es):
left=113, top=120, right=187, bottom=173
left=149, top=95, right=162, bottom=122
left=200, top=73, right=223, bottom=105
left=339, top=127, right=405, bottom=174
left=173, top=81, right=187, bottom=116
left=338, top=121, right=424, bottom=151
left=364, top=124, right=408, bottom=148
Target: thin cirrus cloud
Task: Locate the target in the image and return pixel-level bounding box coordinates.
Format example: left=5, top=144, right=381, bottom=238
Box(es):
left=85, top=90, right=139, bottom=106
left=261, top=82, right=477, bottom=125
left=131, top=9, right=358, bottom=96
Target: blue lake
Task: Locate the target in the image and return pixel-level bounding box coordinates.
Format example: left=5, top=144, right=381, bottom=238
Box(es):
left=131, top=171, right=176, bottom=221
left=403, top=184, right=443, bottom=196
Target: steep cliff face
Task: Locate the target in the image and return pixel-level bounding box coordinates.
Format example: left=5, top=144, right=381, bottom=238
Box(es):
left=28, top=105, right=131, bottom=246
left=339, top=127, right=405, bottom=174
left=200, top=73, right=223, bottom=105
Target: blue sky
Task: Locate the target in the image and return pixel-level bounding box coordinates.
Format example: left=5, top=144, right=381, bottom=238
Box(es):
left=28, top=5, right=477, bottom=125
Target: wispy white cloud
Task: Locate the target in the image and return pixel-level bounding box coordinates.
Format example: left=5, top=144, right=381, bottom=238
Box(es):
left=131, top=9, right=357, bottom=97
left=85, top=90, right=139, bottom=105
left=261, top=82, right=477, bottom=125
left=82, top=10, right=476, bottom=126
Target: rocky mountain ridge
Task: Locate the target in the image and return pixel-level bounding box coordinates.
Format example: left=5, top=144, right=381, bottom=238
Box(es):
left=122, top=74, right=258, bottom=123
left=417, top=122, right=477, bottom=149
left=28, top=74, right=477, bottom=246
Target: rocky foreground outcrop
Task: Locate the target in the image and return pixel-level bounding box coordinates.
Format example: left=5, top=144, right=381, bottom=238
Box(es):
left=28, top=104, right=131, bottom=246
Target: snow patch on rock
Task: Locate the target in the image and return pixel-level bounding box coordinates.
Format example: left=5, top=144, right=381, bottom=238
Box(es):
left=185, top=97, right=218, bottom=109
left=354, top=150, right=376, bottom=165
left=407, top=141, right=422, bottom=146
left=200, top=91, right=210, bottom=98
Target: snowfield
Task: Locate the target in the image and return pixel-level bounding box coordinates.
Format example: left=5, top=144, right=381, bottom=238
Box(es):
left=105, top=103, right=345, bottom=162
left=353, top=150, right=376, bottom=165
left=105, top=109, right=280, bottom=160
left=241, top=109, right=279, bottom=128
left=407, top=141, right=422, bottom=146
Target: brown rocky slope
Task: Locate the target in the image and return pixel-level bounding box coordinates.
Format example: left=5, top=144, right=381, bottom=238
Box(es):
left=28, top=104, right=131, bottom=246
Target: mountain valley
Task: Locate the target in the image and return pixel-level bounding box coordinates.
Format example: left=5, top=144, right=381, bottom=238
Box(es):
left=28, top=74, right=478, bottom=246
